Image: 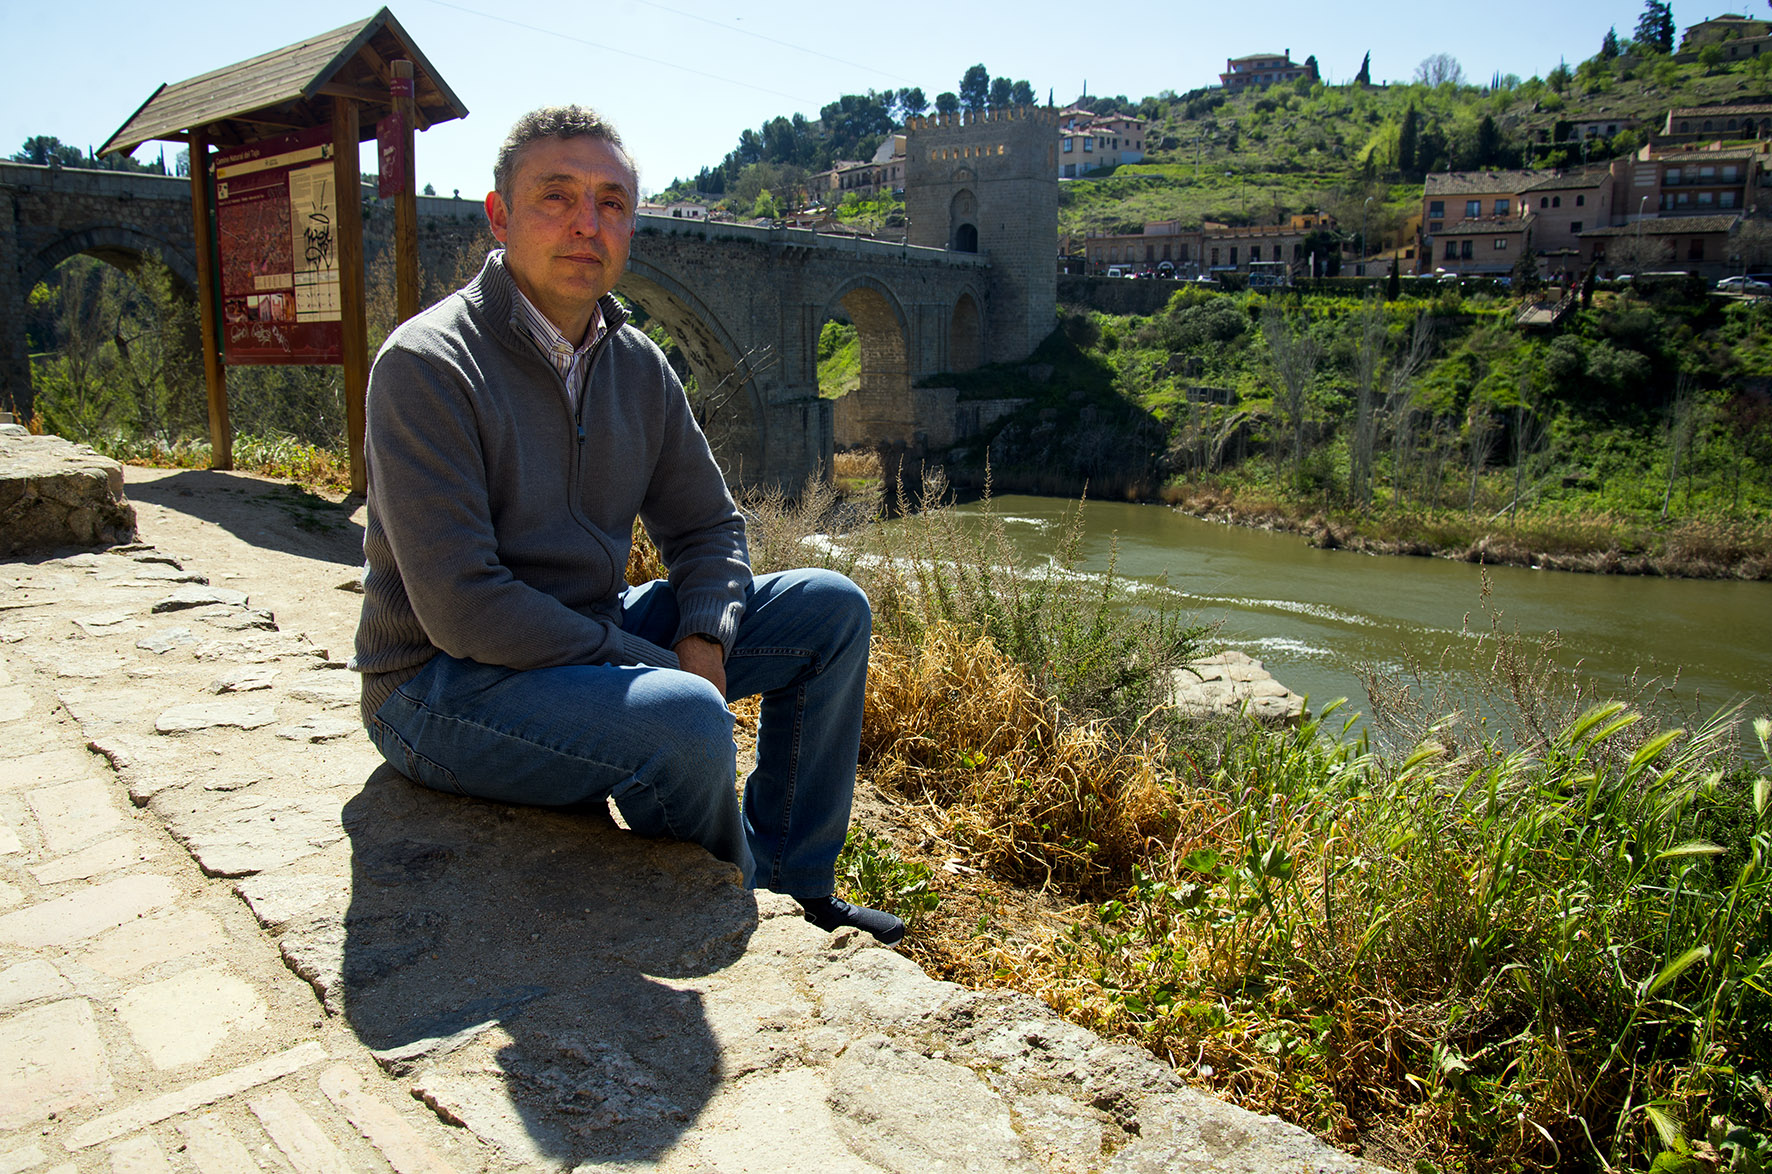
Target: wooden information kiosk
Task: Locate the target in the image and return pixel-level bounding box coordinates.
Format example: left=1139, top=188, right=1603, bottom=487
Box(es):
left=99, top=8, right=467, bottom=494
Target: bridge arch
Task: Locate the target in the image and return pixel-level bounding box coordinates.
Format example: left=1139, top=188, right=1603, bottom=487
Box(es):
left=949, top=290, right=984, bottom=372
left=21, top=225, right=198, bottom=296
left=616, top=258, right=766, bottom=481
left=824, top=274, right=918, bottom=449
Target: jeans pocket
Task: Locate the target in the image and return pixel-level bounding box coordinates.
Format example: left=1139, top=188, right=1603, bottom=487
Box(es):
left=369, top=714, right=462, bottom=795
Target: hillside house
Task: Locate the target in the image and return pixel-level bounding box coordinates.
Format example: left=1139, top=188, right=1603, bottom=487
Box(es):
left=1580, top=214, right=1741, bottom=279
left=1058, top=108, right=1146, bottom=178
left=1676, top=14, right=1772, bottom=62
left=1218, top=52, right=1315, bottom=93
left=1661, top=103, right=1772, bottom=143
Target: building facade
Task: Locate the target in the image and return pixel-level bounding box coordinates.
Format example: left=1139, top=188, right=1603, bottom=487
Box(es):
left=1057, top=108, right=1146, bottom=178
left=1219, top=52, right=1315, bottom=92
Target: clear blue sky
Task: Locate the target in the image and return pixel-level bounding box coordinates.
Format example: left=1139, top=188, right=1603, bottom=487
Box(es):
left=4, top=0, right=1683, bottom=198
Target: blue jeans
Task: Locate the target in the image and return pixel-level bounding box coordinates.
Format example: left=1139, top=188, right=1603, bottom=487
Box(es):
left=366, top=568, right=870, bottom=894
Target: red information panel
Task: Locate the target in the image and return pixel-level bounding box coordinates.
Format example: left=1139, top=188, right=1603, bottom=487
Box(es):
left=213, top=127, right=344, bottom=365
left=377, top=112, right=405, bottom=198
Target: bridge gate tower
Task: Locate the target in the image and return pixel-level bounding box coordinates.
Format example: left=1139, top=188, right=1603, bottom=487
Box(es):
left=902, top=106, right=1059, bottom=364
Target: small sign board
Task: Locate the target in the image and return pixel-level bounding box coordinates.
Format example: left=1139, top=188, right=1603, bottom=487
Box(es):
left=377, top=111, right=405, bottom=198
left=213, top=126, right=344, bottom=364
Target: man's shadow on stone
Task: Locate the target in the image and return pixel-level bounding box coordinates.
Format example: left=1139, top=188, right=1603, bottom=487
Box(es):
left=333, top=764, right=756, bottom=1168
left=124, top=469, right=366, bottom=562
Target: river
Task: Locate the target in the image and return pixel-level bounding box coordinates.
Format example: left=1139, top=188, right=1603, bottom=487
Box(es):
left=947, top=495, right=1772, bottom=743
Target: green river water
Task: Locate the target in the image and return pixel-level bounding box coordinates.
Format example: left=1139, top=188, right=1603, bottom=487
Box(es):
left=948, top=495, right=1772, bottom=741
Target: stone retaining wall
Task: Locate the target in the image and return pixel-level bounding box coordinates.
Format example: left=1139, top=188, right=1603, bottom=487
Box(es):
left=0, top=427, right=136, bottom=555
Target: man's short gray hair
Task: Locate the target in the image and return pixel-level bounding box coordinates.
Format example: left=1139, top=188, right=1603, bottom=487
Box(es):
left=493, top=105, right=636, bottom=203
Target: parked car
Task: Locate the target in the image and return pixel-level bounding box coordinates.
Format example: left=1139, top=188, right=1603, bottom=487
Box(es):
left=1717, top=274, right=1772, bottom=296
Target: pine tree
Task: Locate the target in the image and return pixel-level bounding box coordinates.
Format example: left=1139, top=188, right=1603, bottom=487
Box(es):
left=1398, top=105, right=1420, bottom=174
left=1601, top=26, right=1621, bottom=59
left=1355, top=52, right=1371, bottom=85
left=1635, top=0, right=1675, bottom=54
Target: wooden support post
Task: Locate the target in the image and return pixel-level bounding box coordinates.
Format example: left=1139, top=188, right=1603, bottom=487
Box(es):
left=393, top=59, right=420, bottom=324
left=187, top=125, right=231, bottom=470
left=332, top=97, right=370, bottom=496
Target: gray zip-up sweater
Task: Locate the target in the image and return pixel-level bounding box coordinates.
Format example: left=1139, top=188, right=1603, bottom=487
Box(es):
left=351, top=251, right=751, bottom=724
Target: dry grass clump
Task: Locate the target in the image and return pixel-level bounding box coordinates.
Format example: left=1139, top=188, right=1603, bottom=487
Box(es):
left=861, top=624, right=1181, bottom=895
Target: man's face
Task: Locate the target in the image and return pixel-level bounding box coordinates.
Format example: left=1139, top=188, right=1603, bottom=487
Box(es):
left=485, top=134, right=636, bottom=342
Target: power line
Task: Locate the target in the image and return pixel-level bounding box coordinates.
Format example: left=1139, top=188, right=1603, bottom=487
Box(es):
left=627, top=0, right=917, bottom=88
left=419, top=0, right=824, bottom=107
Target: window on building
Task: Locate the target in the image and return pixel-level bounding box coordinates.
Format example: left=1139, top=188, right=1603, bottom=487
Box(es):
left=1063, top=138, right=1073, bottom=152
left=1146, top=245, right=1156, bottom=261
left=1699, top=191, right=1715, bottom=205
left=1494, top=239, right=1509, bottom=250
left=1209, top=248, right=1220, bottom=266
left=1445, top=240, right=1458, bottom=259
left=1667, top=167, right=1683, bottom=184
left=1465, top=200, right=1482, bottom=218
left=1461, top=240, right=1473, bottom=259
left=1724, top=165, right=1740, bottom=181
left=1250, top=245, right=1261, bottom=262
left=1495, top=199, right=1510, bottom=215
left=1230, top=246, right=1239, bottom=266
left=1679, top=121, right=1690, bottom=132
left=1576, top=194, right=1585, bottom=206
left=1571, top=221, right=1583, bottom=233
left=1541, top=197, right=1549, bottom=208
left=1722, top=191, right=1738, bottom=208
left=1552, top=196, right=1561, bottom=208
left=1689, top=239, right=1705, bottom=260
left=1429, top=200, right=1445, bottom=216
left=1083, top=137, right=1094, bottom=151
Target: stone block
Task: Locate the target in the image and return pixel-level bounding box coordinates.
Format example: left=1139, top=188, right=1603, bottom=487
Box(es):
left=114, top=965, right=269, bottom=1069
left=0, top=433, right=136, bottom=555
left=0, top=998, right=113, bottom=1130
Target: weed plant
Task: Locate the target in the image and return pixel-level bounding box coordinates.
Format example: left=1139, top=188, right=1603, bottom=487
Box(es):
left=734, top=471, right=1770, bottom=1173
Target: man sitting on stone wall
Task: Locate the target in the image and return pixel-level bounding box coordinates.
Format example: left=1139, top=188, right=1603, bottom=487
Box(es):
left=350, top=104, right=901, bottom=945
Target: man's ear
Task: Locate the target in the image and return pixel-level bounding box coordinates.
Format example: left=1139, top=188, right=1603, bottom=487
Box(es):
left=485, top=191, right=509, bottom=243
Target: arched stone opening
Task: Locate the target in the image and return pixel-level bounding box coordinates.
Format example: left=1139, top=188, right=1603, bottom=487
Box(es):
left=948, top=292, right=983, bottom=372
left=22, top=226, right=198, bottom=296
left=616, top=261, right=764, bottom=486
left=823, top=278, right=912, bottom=453
left=13, top=230, right=204, bottom=426
left=949, top=189, right=979, bottom=253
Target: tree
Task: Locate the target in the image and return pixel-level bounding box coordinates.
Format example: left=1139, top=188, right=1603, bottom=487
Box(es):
left=1386, top=258, right=1402, bottom=301
left=1415, top=53, right=1466, bottom=87
left=1513, top=243, right=1544, bottom=293
left=898, top=87, right=928, bottom=117
left=1303, top=55, right=1320, bottom=81
left=1261, top=300, right=1323, bottom=484
left=1635, top=0, right=1675, bottom=54
left=1398, top=105, right=1420, bottom=173
left=1699, top=43, right=1727, bottom=72
left=959, top=65, right=990, bottom=113
left=1355, top=52, right=1372, bottom=85
left=12, top=135, right=85, bottom=167
left=421, top=182, right=436, bottom=196
left=1010, top=80, right=1035, bottom=107
left=934, top=91, right=960, bottom=117
left=989, top=76, right=1013, bottom=108
left=1601, top=26, right=1622, bottom=59
left=1475, top=115, right=1503, bottom=166
left=1547, top=60, right=1573, bottom=92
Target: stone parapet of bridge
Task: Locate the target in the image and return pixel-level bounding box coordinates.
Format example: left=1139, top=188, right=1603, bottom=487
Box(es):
left=5, top=133, right=1060, bottom=493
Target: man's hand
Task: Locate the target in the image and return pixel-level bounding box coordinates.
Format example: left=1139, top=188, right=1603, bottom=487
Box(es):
left=673, top=636, right=727, bottom=698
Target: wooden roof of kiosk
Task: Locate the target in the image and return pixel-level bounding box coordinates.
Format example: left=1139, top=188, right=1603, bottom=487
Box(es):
left=100, top=7, right=468, bottom=494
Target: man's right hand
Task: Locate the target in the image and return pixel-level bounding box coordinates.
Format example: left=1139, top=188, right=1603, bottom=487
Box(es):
left=673, top=635, right=727, bottom=699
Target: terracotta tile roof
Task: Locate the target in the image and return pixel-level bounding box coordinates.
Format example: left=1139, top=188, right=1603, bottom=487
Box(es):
left=1582, top=214, right=1742, bottom=236
left=1425, top=170, right=1553, bottom=196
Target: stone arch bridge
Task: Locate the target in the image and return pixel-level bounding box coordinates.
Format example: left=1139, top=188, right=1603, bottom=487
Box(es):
left=2, top=160, right=1026, bottom=490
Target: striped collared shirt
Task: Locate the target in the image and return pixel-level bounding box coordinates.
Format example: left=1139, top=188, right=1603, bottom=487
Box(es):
left=508, top=288, right=607, bottom=412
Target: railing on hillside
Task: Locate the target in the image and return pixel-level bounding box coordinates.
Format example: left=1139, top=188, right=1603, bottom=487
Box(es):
left=1515, top=288, right=1579, bottom=330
